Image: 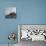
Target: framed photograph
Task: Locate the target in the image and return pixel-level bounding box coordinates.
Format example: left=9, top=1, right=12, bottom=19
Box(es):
left=18, top=24, right=46, bottom=42
left=5, top=7, right=16, bottom=18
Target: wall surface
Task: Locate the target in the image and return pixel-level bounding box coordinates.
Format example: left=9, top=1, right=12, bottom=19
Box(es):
left=0, top=0, right=46, bottom=44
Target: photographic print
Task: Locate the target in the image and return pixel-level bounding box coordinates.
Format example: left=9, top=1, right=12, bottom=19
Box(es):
left=18, top=24, right=46, bottom=46
left=5, top=7, right=16, bottom=19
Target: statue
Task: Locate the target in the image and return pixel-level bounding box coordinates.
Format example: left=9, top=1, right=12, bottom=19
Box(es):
left=8, top=32, right=16, bottom=46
